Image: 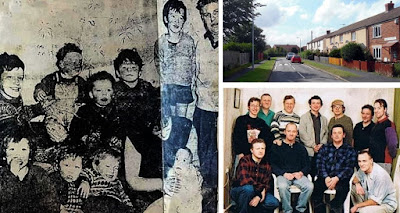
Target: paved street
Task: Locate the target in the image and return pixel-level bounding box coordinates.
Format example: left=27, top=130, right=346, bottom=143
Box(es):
left=269, top=58, right=344, bottom=82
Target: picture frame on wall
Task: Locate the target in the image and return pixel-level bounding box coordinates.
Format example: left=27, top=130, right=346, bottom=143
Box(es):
left=234, top=88, right=241, bottom=109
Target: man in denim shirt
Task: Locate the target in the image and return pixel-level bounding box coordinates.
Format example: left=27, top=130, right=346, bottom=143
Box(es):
left=313, top=124, right=357, bottom=213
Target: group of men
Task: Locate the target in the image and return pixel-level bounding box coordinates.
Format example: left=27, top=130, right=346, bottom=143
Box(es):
left=231, top=94, right=398, bottom=213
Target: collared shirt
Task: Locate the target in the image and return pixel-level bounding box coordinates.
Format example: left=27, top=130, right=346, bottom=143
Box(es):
left=233, top=154, right=272, bottom=198
left=357, top=163, right=397, bottom=212
left=316, top=142, right=356, bottom=179
left=257, top=109, right=275, bottom=126
left=310, top=111, right=321, bottom=145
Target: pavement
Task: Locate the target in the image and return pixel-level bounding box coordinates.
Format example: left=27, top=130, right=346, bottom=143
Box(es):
left=223, top=60, right=268, bottom=82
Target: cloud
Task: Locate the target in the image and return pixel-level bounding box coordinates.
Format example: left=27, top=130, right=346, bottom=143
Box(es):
left=300, top=13, right=309, bottom=20
left=313, top=0, right=363, bottom=24
left=254, top=0, right=303, bottom=28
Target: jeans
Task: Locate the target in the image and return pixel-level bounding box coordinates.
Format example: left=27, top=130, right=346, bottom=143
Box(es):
left=276, top=175, right=314, bottom=213
left=231, top=185, right=279, bottom=213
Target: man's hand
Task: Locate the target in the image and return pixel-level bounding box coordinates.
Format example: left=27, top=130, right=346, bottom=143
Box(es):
left=325, top=177, right=332, bottom=188
left=273, top=139, right=282, bottom=146
left=355, top=183, right=365, bottom=195
left=261, top=189, right=266, bottom=202
left=314, top=144, right=323, bottom=153
left=293, top=171, right=303, bottom=180
left=249, top=196, right=261, bottom=207
left=36, top=89, right=48, bottom=102
left=238, top=153, right=245, bottom=160
left=328, top=176, right=339, bottom=190
left=350, top=204, right=359, bottom=213
left=78, top=180, right=90, bottom=198
left=284, top=173, right=294, bottom=180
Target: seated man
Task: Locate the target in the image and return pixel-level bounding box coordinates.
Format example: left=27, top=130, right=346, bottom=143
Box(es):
left=350, top=149, right=397, bottom=213
left=231, top=139, right=279, bottom=213
left=271, top=122, right=313, bottom=213
left=313, top=124, right=357, bottom=213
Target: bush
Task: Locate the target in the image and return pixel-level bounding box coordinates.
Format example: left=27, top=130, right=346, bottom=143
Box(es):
left=299, top=50, right=313, bottom=59
left=394, top=63, right=400, bottom=77
left=223, top=42, right=252, bottom=53
left=341, top=42, right=364, bottom=61
left=264, top=48, right=286, bottom=57
left=329, top=48, right=341, bottom=58
left=364, top=50, right=374, bottom=61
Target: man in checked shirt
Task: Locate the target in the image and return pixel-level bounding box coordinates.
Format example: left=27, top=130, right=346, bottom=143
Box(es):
left=231, top=138, right=279, bottom=213
left=313, top=124, right=357, bottom=213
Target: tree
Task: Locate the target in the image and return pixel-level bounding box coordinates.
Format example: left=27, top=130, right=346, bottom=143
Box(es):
left=341, top=42, right=365, bottom=61
left=329, top=48, right=341, bottom=58
left=223, top=0, right=264, bottom=39
left=227, top=22, right=267, bottom=53
left=291, top=47, right=298, bottom=54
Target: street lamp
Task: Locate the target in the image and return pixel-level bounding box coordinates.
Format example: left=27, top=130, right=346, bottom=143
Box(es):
left=252, top=0, right=255, bottom=70
left=297, top=37, right=301, bottom=54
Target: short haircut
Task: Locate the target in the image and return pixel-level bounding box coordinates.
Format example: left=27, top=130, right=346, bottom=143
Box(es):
left=283, top=95, right=295, bottom=103
left=250, top=138, right=266, bottom=149
left=330, top=124, right=346, bottom=135
left=87, top=71, right=116, bottom=92
left=196, top=0, right=218, bottom=11
left=285, top=122, right=298, bottom=130
left=113, top=49, right=144, bottom=73
left=56, top=43, right=82, bottom=69
left=261, top=93, right=271, bottom=99
left=308, top=95, right=323, bottom=106
left=0, top=52, right=25, bottom=76
left=57, top=146, right=85, bottom=166
left=92, top=148, right=121, bottom=166
left=358, top=149, right=373, bottom=159
left=247, top=97, right=261, bottom=107
left=361, top=104, right=374, bottom=117
left=374, top=99, right=387, bottom=109
left=163, top=0, right=187, bottom=27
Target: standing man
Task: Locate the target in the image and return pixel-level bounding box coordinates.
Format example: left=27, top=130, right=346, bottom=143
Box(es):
left=231, top=139, right=280, bottom=213
left=270, top=95, right=300, bottom=146
left=313, top=124, right=357, bottom=213
left=350, top=149, right=397, bottom=213
left=258, top=93, right=275, bottom=126
left=369, top=99, right=397, bottom=173
left=233, top=97, right=274, bottom=169
left=299, top=95, right=328, bottom=177
left=353, top=105, right=375, bottom=152
left=328, top=99, right=353, bottom=145
left=193, top=0, right=218, bottom=211
left=271, top=123, right=314, bottom=213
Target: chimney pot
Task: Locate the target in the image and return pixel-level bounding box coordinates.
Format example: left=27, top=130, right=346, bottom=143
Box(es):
left=327, top=30, right=331, bottom=34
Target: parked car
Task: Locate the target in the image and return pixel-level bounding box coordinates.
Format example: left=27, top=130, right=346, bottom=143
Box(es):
left=286, top=52, right=295, bottom=60
left=291, top=55, right=302, bottom=63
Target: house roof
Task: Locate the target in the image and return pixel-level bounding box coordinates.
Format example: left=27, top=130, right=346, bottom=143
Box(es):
left=328, top=6, right=400, bottom=37
left=308, top=34, right=329, bottom=44
left=273, top=44, right=300, bottom=51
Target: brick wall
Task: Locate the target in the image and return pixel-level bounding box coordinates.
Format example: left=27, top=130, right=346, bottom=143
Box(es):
left=368, top=18, right=400, bottom=62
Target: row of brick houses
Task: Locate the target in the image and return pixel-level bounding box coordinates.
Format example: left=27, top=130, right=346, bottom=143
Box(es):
left=307, top=1, right=400, bottom=62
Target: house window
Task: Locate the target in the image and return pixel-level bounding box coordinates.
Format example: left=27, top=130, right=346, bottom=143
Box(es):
left=373, top=25, right=381, bottom=38
left=340, top=35, right=343, bottom=42
left=330, top=37, right=333, bottom=44
left=373, top=46, right=381, bottom=60
left=351, top=32, right=356, bottom=41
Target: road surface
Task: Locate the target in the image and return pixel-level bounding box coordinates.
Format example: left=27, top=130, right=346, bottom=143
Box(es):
left=269, top=58, right=344, bottom=82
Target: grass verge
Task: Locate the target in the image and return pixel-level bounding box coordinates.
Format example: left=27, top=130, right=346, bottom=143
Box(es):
left=223, top=59, right=262, bottom=79
left=235, top=58, right=276, bottom=82
left=303, top=60, right=359, bottom=78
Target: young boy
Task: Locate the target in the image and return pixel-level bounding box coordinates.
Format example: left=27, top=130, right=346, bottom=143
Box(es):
left=34, top=43, right=87, bottom=143
left=49, top=146, right=85, bottom=213
left=0, top=52, right=42, bottom=132
left=69, top=71, right=123, bottom=155
left=164, top=148, right=203, bottom=213
left=155, top=0, right=196, bottom=141
left=80, top=148, right=133, bottom=212
left=113, top=49, right=162, bottom=178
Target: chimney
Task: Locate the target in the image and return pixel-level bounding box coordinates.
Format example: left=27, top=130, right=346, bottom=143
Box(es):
left=385, top=1, right=394, bottom=12
left=326, top=30, right=330, bottom=34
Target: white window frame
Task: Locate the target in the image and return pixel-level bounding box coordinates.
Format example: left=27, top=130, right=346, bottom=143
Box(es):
left=373, top=25, right=381, bottom=38
left=340, top=35, right=343, bottom=42
left=373, top=46, right=382, bottom=60
left=351, top=32, right=356, bottom=41
left=330, top=37, right=333, bottom=44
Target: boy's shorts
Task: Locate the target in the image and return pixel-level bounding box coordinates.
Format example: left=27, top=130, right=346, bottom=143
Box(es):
left=162, top=84, right=194, bottom=105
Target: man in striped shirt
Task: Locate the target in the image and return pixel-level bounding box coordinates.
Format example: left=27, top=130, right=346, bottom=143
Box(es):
left=270, top=95, right=300, bottom=146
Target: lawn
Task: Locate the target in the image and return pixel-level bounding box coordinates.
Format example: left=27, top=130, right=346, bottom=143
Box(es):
left=223, top=59, right=262, bottom=79
left=303, top=60, right=359, bottom=78
left=235, top=58, right=276, bottom=82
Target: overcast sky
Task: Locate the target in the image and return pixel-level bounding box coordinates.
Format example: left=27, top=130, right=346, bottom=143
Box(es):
left=255, top=0, right=399, bottom=46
